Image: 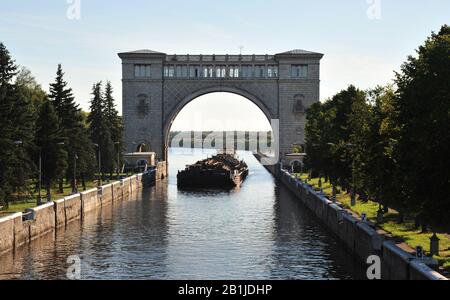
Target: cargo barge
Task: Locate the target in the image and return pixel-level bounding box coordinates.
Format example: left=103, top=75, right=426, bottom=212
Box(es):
left=177, top=153, right=249, bottom=189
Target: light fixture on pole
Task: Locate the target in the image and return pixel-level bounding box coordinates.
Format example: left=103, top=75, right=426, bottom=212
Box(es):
left=94, top=143, right=101, bottom=186
left=346, top=143, right=356, bottom=206
left=114, top=142, right=120, bottom=177
left=72, top=153, right=78, bottom=194
left=53, top=142, right=65, bottom=201
left=37, top=148, right=42, bottom=206
left=38, top=142, right=65, bottom=204
left=13, top=141, right=23, bottom=202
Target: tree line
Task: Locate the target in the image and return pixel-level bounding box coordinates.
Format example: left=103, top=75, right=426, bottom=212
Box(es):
left=304, top=25, right=450, bottom=230
left=0, top=42, right=123, bottom=207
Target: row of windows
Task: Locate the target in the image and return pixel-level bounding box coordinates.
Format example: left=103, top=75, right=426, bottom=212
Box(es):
left=163, top=65, right=280, bottom=79
left=291, top=65, right=308, bottom=78
left=134, top=65, right=151, bottom=78
left=134, top=64, right=308, bottom=79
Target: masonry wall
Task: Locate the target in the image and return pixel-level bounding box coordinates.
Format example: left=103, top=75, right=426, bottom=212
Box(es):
left=64, top=194, right=81, bottom=224
left=121, top=53, right=164, bottom=159
left=0, top=213, right=18, bottom=254
left=121, top=51, right=326, bottom=163
left=156, top=161, right=167, bottom=181
left=100, top=183, right=113, bottom=206
left=121, top=178, right=131, bottom=202
left=81, top=188, right=100, bottom=215
left=260, top=158, right=447, bottom=281
left=277, top=56, right=321, bottom=157
left=28, top=202, right=55, bottom=241
left=112, top=181, right=123, bottom=202
left=278, top=79, right=319, bottom=156
left=0, top=168, right=159, bottom=256
left=129, top=175, right=138, bottom=195
left=53, top=199, right=66, bottom=227
left=13, top=213, right=30, bottom=248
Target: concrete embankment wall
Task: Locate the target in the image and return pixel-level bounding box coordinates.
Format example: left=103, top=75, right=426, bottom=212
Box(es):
left=28, top=202, right=55, bottom=241
left=121, top=177, right=131, bottom=202
left=156, top=161, right=167, bottom=181
left=257, top=155, right=447, bottom=280
left=0, top=161, right=167, bottom=256
left=80, top=188, right=100, bottom=215
left=0, top=213, right=20, bottom=254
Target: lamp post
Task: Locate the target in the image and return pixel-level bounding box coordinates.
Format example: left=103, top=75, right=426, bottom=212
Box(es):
left=72, top=153, right=78, bottom=194
left=430, top=233, right=440, bottom=257
left=346, top=143, right=356, bottom=206
left=325, top=142, right=355, bottom=204
left=37, top=142, right=64, bottom=204
left=13, top=141, right=23, bottom=201
left=54, top=142, right=65, bottom=200
left=37, top=149, right=42, bottom=206
left=327, top=143, right=338, bottom=203
left=94, top=144, right=101, bottom=186
left=114, top=142, right=120, bottom=178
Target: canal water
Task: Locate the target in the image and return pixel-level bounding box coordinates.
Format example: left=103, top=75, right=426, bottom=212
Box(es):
left=0, top=149, right=365, bottom=280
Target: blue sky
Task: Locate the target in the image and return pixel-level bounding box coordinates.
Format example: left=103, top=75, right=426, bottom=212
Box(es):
left=1, top=0, right=449, bottom=130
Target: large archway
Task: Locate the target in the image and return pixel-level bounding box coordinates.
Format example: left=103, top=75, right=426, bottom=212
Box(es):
left=163, top=88, right=275, bottom=159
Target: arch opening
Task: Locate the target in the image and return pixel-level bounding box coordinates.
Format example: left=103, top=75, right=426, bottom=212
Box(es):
left=165, top=91, right=275, bottom=158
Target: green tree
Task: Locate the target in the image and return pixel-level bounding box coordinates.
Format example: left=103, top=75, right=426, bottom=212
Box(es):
left=305, top=86, right=368, bottom=202
left=348, top=87, right=372, bottom=201
left=0, top=43, right=35, bottom=207
left=49, top=64, right=95, bottom=192
left=360, top=87, right=399, bottom=216
left=104, top=81, right=123, bottom=176
left=393, top=25, right=450, bottom=230
left=76, top=112, right=97, bottom=191
left=88, top=82, right=114, bottom=181
left=15, top=66, right=47, bottom=110
left=10, top=72, right=38, bottom=196
left=324, top=86, right=366, bottom=192
left=305, top=102, right=329, bottom=178
left=35, top=99, right=68, bottom=201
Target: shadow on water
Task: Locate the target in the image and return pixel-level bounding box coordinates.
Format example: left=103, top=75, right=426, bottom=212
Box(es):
left=0, top=148, right=366, bottom=280
left=271, top=185, right=366, bottom=280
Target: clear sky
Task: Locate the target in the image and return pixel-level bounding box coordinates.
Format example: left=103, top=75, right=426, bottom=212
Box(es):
left=171, top=93, right=273, bottom=131
left=1, top=0, right=449, bottom=131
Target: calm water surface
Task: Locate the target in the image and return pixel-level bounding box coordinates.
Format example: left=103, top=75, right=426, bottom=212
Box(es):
left=0, top=149, right=365, bottom=280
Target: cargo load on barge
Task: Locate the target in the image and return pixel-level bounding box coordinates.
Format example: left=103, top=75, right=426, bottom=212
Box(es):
left=177, top=152, right=249, bottom=189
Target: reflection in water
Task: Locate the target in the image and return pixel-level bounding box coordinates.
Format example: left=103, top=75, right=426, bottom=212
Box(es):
left=0, top=148, right=365, bottom=280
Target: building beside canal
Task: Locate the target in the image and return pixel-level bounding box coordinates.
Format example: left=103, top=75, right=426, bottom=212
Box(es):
left=118, top=49, right=324, bottom=164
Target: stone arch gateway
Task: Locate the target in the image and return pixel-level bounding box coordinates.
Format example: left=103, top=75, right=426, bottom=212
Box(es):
left=118, top=49, right=323, bottom=164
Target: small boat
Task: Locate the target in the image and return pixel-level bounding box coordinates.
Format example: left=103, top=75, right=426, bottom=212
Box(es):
left=177, top=152, right=249, bottom=189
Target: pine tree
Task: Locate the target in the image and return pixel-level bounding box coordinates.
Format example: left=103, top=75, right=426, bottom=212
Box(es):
left=0, top=42, right=35, bottom=207
left=76, top=113, right=96, bottom=190
left=0, top=42, right=18, bottom=207
left=35, top=99, right=67, bottom=201
left=104, top=81, right=123, bottom=176
left=49, top=64, right=95, bottom=193
left=88, top=82, right=114, bottom=182
left=10, top=73, right=36, bottom=195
